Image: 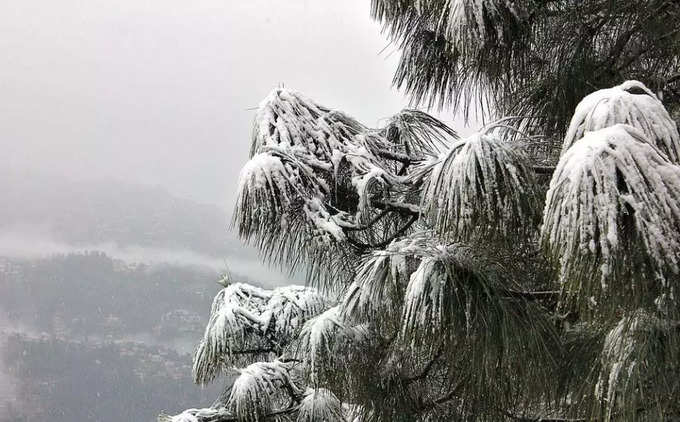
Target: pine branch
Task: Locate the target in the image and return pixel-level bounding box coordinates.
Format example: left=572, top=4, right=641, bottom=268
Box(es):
left=161, top=403, right=303, bottom=422
left=503, top=290, right=560, bottom=301
left=501, top=410, right=587, bottom=422
left=342, top=210, right=391, bottom=231
left=374, top=148, right=414, bottom=163
left=228, top=348, right=275, bottom=356
left=532, top=165, right=555, bottom=176
left=346, top=215, right=418, bottom=250
left=372, top=199, right=422, bottom=216
left=404, top=346, right=444, bottom=384
left=416, top=374, right=470, bottom=412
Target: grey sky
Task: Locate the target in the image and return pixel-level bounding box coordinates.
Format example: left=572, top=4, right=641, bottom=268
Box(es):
left=1, top=0, right=469, bottom=208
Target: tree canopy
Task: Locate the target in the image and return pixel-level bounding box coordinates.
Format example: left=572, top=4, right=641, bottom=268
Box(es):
left=373, top=0, right=680, bottom=141
left=161, top=1, right=680, bottom=421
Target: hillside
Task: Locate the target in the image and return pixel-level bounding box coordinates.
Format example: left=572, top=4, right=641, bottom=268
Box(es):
left=0, top=176, right=286, bottom=422
left=0, top=173, right=234, bottom=257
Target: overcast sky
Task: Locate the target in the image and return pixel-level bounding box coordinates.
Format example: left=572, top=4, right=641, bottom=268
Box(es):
left=1, top=0, right=471, bottom=208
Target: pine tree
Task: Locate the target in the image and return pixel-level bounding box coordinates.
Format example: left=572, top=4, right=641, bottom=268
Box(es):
left=372, top=0, right=680, bottom=140
left=161, top=2, right=680, bottom=421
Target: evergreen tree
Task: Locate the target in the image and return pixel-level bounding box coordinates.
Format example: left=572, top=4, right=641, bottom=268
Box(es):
left=162, top=2, right=680, bottom=421
left=372, top=0, right=680, bottom=140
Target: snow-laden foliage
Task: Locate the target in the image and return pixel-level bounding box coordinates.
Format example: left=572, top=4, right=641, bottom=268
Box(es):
left=228, top=360, right=302, bottom=422
left=235, top=88, right=455, bottom=287
left=401, top=256, right=450, bottom=343
left=170, top=79, right=680, bottom=421
left=340, top=231, right=557, bottom=410
left=341, top=237, right=415, bottom=328
left=341, top=232, right=437, bottom=331
left=441, top=0, right=529, bottom=48
left=563, top=81, right=680, bottom=163
left=293, top=306, right=370, bottom=383
left=594, top=311, right=680, bottom=421
left=371, top=0, right=529, bottom=50
left=193, top=283, right=328, bottom=384
left=294, top=307, right=344, bottom=382
left=382, top=109, right=454, bottom=156
left=372, top=0, right=680, bottom=142
left=297, top=388, right=345, bottom=422
left=396, top=240, right=518, bottom=346
left=422, top=131, right=538, bottom=240
left=542, top=124, right=680, bottom=309
left=158, top=407, right=231, bottom=422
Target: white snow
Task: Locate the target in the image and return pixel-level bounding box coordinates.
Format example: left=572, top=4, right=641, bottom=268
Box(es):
left=445, top=0, right=527, bottom=47
left=342, top=231, right=443, bottom=328
left=295, top=306, right=369, bottom=382
left=158, top=407, right=231, bottom=422
left=543, top=124, right=680, bottom=289
left=228, top=360, right=300, bottom=421
left=563, top=80, right=680, bottom=163
left=400, top=257, right=447, bottom=344
left=192, top=283, right=328, bottom=384
left=297, top=388, right=345, bottom=422
left=422, top=131, right=536, bottom=239
left=238, top=87, right=453, bottom=245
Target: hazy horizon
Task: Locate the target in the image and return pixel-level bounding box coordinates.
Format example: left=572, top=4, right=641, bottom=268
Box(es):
left=2, top=0, right=471, bottom=210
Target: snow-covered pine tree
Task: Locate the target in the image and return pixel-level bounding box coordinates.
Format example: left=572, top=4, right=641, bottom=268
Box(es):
left=161, top=2, right=680, bottom=421
left=161, top=80, right=680, bottom=421
left=372, top=0, right=680, bottom=142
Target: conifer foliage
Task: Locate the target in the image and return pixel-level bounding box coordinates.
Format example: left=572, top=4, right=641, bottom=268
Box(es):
left=163, top=1, right=680, bottom=421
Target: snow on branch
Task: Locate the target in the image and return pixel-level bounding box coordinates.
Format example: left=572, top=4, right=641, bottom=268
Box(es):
left=294, top=306, right=343, bottom=382
left=595, top=310, right=678, bottom=420
left=371, top=0, right=529, bottom=49
left=442, top=0, right=529, bottom=49
left=227, top=360, right=302, bottom=422
left=377, top=235, right=557, bottom=407
left=341, top=234, right=429, bottom=328
left=293, top=306, right=370, bottom=383
left=158, top=407, right=232, bottom=422
left=421, top=131, right=539, bottom=241
left=160, top=387, right=345, bottom=422
left=193, top=283, right=328, bottom=385
left=395, top=240, right=506, bottom=346
left=381, top=109, right=457, bottom=157
left=236, top=149, right=328, bottom=240
left=297, top=388, right=345, bottom=422
left=342, top=252, right=403, bottom=328
left=401, top=256, right=450, bottom=344
left=343, top=230, right=552, bottom=348
left=345, top=233, right=508, bottom=344
left=563, top=80, right=680, bottom=163
left=542, top=124, right=680, bottom=306
left=235, top=87, right=455, bottom=286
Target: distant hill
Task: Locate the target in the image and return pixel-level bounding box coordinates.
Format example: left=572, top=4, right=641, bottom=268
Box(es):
left=0, top=253, right=224, bottom=338
left=0, top=175, right=290, bottom=422
left=0, top=174, right=290, bottom=283
left=1, top=332, right=223, bottom=422
left=0, top=252, right=242, bottom=422
left=0, top=174, right=236, bottom=257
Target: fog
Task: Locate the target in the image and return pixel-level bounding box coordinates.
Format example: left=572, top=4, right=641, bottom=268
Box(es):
left=0, top=230, right=288, bottom=286
left=2, top=0, right=468, bottom=208
left=0, top=315, right=19, bottom=406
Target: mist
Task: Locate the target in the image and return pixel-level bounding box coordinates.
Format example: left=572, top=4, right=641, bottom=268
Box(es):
left=0, top=315, right=19, bottom=409
left=2, top=0, right=470, bottom=208
left=0, top=230, right=288, bottom=287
